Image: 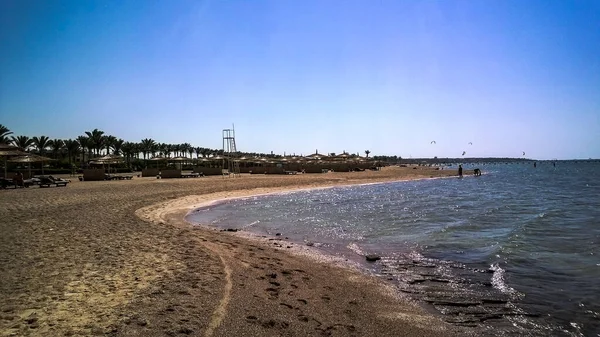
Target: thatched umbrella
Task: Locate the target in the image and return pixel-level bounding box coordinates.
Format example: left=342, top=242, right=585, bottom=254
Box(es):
left=170, top=156, right=189, bottom=170
left=92, top=154, right=123, bottom=173
left=149, top=156, right=168, bottom=168
left=305, top=153, right=329, bottom=161
left=9, top=154, right=53, bottom=177
left=0, top=143, right=28, bottom=178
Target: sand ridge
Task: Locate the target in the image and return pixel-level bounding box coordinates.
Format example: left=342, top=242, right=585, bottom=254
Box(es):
left=1, top=167, right=477, bottom=336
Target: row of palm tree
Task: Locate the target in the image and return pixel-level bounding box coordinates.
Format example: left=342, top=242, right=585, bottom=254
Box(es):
left=1, top=124, right=374, bottom=169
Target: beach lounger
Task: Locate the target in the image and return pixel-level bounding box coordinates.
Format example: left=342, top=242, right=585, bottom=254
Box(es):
left=0, top=178, right=17, bottom=189
left=181, top=172, right=202, bottom=178
left=38, top=176, right=70, bottom=188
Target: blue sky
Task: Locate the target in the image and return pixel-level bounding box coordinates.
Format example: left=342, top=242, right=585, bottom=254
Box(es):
left=1, top=0, right=598, bottom=159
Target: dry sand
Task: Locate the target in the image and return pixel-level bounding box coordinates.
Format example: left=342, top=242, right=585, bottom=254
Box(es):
left=1, top=167, right=477, bottom=336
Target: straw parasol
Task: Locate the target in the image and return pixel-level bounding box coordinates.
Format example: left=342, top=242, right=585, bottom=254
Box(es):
left=0, top=143, right=28, bottom=178
left=170, top=156, right=190, bottom=170
left=93, top=154, right=123, bottom=164
left=149, top=156, right=168, bottom=168
left=91, top=154, right=123, bottom=173
left=305, top=153, right=329, bottom=161
left=9, top=154, right=53, bottom=177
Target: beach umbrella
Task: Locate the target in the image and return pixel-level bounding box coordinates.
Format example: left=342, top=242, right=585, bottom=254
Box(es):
left=9, top=154, right=53, bottom=177
left=170, top=156, right=189, bottom=169
left=149, top=156, right=168, bottom=168
left=0, top=143, right=28, bottom=178
left=92, top=154, right=123, bottom=173
left=94, top=154, right=123, bottom=163
left=305, top=153, right=328, bottom=161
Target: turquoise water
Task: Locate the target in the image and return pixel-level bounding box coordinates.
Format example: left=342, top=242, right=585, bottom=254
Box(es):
left=187, top=162, right=600, bottom=336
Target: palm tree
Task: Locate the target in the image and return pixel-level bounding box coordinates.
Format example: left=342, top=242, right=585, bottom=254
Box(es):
left=85, top=129, right=105, bottom=156
left=150, top=143, right=159, bottom=158
left=133, top=142, right=142, bottom=159
left=104, top=135, right=117, bottom=155
left=171, top=144, right=181, bottom=157
left=195, top=147, right=202, bottom=159
left=184, top=143, right=194, bottom=158
left=121, top=142, right=136, bottom=167
left=0, top=124, right=13, bottom=143
left=10, top=135, right=33, bottom=151
left=63, top=139, right=80, bottom=168
left=365, top=150, right=371, bottom=158
left=112, top=138, right=124, bottom=155
left=77, top=135, right=90, bottom=164
left=50, top=139, right=65, bottom=160
left=32, top=136, right=51, bottom=155
left=140, top=138, right=156, bottom=160
left=158, top=143, right=169, bottom=157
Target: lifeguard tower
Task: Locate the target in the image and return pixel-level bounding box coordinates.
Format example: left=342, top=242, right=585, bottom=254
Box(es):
left=222, top=126, right=240, bottom=177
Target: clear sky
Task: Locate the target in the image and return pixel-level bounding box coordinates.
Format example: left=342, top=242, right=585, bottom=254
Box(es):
left=1, top=0, right=598, bottom=159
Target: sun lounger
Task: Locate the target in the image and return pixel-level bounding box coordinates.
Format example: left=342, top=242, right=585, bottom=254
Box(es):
left=38, top=176, right=70, bottom=188
left=104, top=174, right=133, bottom=181
left=0, top=178, right=17, bottom=189
left=181, top=172, right=202, bottom=178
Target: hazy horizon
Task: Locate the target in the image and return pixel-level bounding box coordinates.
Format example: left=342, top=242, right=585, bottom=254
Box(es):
left=1, top=0, right=599, bottom=160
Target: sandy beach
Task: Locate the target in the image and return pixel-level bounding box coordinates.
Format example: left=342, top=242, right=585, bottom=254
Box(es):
left=1, top=167, right=477, bottom=336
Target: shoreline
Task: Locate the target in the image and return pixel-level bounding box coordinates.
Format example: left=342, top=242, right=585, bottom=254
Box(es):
left=137, top=173, right=480, bottom=334
left=1, top=167, right=477, bottom=336
left=179, top=174, right=468, bottom=273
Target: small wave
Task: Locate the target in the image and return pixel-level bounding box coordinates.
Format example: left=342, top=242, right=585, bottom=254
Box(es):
left=239, top=220, right=260, bottom=229
left=490, top=263, right=517, bottom=295
left=347, top=242, right=365, bottom=256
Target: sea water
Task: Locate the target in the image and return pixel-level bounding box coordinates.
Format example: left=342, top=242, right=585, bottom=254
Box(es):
left=187, top=162, right=600, bottom=336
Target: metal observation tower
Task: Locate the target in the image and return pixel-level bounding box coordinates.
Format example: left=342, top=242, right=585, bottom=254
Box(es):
left=222, top=125, right=240, bottom=177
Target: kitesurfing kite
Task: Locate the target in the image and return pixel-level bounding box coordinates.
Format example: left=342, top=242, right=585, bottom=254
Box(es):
left=431, top=141, right=436, bottom=144
left=462, top=151, right=466, bottom=156
left=468, top=142, right=473, bottom=145
left=522, top=151, right=526, bottom=156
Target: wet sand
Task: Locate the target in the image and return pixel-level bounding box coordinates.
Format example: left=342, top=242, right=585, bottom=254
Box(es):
left=0, top=167, right=477, bottom=336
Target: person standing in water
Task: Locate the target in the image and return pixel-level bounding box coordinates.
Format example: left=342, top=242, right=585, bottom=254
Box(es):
left=534, top=162, right=537, bottom=168
left=458, top=164, right=463, bottom=177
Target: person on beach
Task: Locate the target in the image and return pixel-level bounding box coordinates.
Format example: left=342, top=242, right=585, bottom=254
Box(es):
left=12, top=172, right=24, bottom=187
left=458, top=164, right=463, bottom=177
